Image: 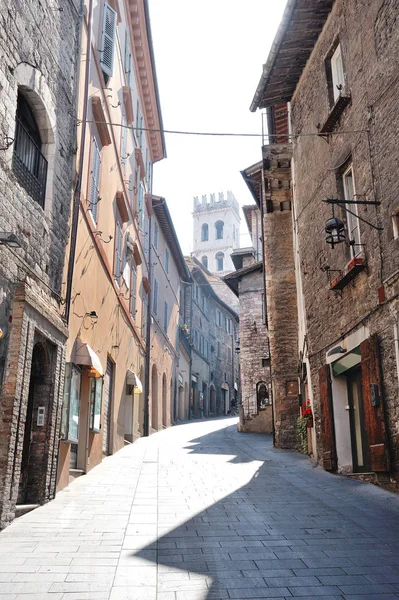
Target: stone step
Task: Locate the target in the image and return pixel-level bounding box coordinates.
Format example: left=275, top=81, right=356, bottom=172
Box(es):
left=69, top=469, right=85, bottom=484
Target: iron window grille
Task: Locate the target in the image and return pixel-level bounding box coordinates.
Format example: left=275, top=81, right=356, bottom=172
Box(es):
left=13, top=117, right=48, bottom=207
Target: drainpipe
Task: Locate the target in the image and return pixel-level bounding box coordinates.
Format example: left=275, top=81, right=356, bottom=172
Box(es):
left=394, top=321, right=399, bottom=390
left=143, top=215, right=153, bottom=437
left=64, top=0, right=94, bottom=325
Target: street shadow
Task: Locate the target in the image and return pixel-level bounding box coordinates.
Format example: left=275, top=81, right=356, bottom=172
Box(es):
left=132, top=425, right=399, bottom=600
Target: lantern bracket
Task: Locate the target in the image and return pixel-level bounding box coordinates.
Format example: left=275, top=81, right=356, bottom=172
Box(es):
left=322, top=199, right=383, bottom=231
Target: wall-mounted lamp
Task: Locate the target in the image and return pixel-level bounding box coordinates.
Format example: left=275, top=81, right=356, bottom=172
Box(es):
left=325, top=216, right=345, bottom=248
left=323, top=197, right=383, bottom=249
left=0, top=232, right=21, bottom=248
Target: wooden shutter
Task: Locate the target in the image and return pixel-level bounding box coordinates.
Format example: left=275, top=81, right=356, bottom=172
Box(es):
left=121, top=117, right=127, bottom=170
left=131, top=265, right=137, bottom=318
left=101, top=3, right=117, bottom=77
left=115, top=220, right=123, bottom=282
left=360, top=335, right=390, bottom=472
left=90, top=138, right=101, bottom=223
left=319, top=364, right=337, bottom=471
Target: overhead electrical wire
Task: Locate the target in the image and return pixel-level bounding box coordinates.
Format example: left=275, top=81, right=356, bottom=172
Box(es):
left=76, top=118, right=369, bottom=139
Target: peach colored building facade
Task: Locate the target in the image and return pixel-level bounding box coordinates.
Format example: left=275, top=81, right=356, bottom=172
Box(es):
left=57, top=0, right=165, bottom=489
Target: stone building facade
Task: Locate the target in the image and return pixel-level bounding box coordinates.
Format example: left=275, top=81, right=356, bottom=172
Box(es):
left=149, top=197, right=190, bottom=431
left=57, top=0, right=166, bottom=490
left=0, top=0, right=80, bottom=527
left=184, top=257, right=239, bottom=417
left=251, top=0, right=399, bottom=478
left=192, top=191, right=241, bottom=276
left=224, top=206, right=272, bottom=434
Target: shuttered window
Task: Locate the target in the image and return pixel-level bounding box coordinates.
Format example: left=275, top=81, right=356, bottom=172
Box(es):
left=90, top=138, right=101, bottom=223
left=165, top=248, right=169, bottom=274
left=131, top=264, right=137, bottom=319
left=121, top=116, right=127, bottom=171
left=138, top=183, right=144, bottom=232
left=100, top=3, right=117, bottom=78
left=163, top=301, right=168, bottom=331
left=115, top=218, right=123, bottom=285
left=153, top=279, right=158, bottom=315
left=124, top=30, right=132, bottom=87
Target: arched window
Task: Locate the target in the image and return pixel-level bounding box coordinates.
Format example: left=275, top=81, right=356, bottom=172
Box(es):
left=201, top=255, right=208, bottom=269
left=215, top=220, right=224, bottom=240
left=257, top=381, right=269, bottom=410
left=215, top=252, right=224, bottom=271
left=201, top=223, right=209, bottom=241
left=13, top=92, right=48, bottom=207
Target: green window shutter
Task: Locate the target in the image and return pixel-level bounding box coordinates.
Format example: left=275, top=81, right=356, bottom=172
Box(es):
left=101, top=3, right=117, bottom=77
left=90, top=138, right=101, bottom=223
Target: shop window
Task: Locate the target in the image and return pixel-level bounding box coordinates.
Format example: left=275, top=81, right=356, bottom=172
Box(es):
left=90, top=377, right=103, bottom=432
left=61, top=364, right=82, bottom=443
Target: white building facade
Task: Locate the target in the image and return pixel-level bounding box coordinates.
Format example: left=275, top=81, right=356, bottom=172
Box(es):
left=192, top=191, right=241, bottom=276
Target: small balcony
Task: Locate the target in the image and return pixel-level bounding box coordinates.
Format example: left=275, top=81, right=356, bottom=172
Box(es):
left=12, top=118, right=48, bottom=207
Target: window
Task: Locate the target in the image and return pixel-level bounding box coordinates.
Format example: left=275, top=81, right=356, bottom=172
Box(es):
left=257, top=382, right=270, bottom=409
left=89, top=138, right=101, bottom=223
left=392, top=208, right=399, bottom=239
left=205, top=340, right=209, bottom=360
left=61, top=364, right=81, bottom=442
left=226, top=318, right=232, bottom=334
left=100, top=3, right=117, bottom=80
left=142, top=287, right=148, bottom=334
left=215, top=220, right=224, bottom=240
left=330, top=43, right=345, bottom=102
left=90, top=377, right=103, bottom=432
left=131, top=264, right=137, bottom=319
left=121, top=116, right=127, bottom=171
left=201, top=256, right=208, bottom=269
left=124, top=29, right=132, bottom=87
left=201, top=223, right=209, bottom=242
left=153, top=279, right=159, bottom=315
left=215, top=252, right=224, bottom=271
left=114, top=218, right=123, bottom=285
left=217, top=341, right=221, bottom=358
left=165, top=248, right=170, bottom=274
left=12, top=92, right=48, bottom=207
left=227, top=347, right=232, bottom=364
left=154, top=221, right=159, bottom=249
left=326, top=41, right=345, bottom=106
left=342, top=166, right=361, bottom=257
left=216, top=309, right=222, bottom=327
left=262, top=358, right=270, bottom=368
left=137, top=182, right=144, bottom=232
left=164, top=301, right=168, bottom=331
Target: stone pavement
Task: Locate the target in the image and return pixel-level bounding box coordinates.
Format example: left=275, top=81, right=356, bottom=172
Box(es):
left=1, top=418, right=399, bottom=600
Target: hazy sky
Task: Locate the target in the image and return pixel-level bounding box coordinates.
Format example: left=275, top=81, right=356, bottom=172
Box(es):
left=148, top=0, right=287, bottom=254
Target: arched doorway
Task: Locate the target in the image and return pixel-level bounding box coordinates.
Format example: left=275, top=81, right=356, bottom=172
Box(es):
left=151, top=364, right=158, bottom=431
left=18, top=340, right=53, bottom=505
left=162, top=373, right=167, bottom=428
left=210, top=385, right=216, bottom=414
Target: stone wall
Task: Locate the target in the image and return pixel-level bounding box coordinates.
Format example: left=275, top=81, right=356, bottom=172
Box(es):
left=0, top=0, right=80, bottom=528
left=289, top=0, right=399, bottom=475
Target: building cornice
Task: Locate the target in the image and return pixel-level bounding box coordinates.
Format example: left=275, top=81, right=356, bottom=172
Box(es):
left=125, top=0, right=166, bottom=163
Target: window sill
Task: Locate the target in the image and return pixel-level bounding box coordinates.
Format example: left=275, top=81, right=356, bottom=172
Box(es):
left=319, top=91, right=351, bottom=134
left=330, top=256, right=366, bottom=290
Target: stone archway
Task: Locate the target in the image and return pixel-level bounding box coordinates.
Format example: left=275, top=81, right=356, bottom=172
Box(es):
left=151, top=364, right=158, bottom=431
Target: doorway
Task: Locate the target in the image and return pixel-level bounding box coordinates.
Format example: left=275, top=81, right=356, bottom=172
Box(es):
left=102, top=358, right=114, bottom=455
left=347, top=368, right=368, bottom=472
left=18, top=341, right=53, bottom=505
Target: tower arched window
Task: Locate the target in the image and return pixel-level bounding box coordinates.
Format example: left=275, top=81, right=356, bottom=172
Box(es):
left=215, top=220, right=224, bottom=240
left=13, top=91, right=48, bottom=207
left=201, top=223, right=209, bottom=242
left=215, top=252, right=224, bottom=272
left=201, top=256, right=208, bottom=269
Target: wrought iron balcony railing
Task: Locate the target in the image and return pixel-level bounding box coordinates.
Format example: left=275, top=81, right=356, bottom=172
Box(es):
left=12, top=118, right=48, bottom=208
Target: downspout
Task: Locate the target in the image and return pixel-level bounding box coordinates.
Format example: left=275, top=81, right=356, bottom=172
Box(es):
left=64, top=0, right=94, bottom=325
left=143, top=214, right=153, bottom=437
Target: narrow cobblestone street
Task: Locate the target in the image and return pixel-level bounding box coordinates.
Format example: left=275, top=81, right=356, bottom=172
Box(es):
left=1, top=418, right=399, bottom=600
